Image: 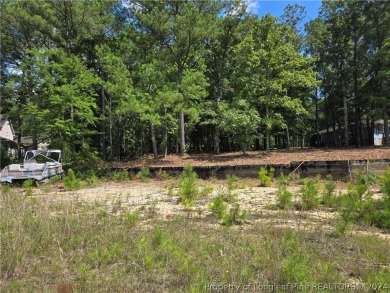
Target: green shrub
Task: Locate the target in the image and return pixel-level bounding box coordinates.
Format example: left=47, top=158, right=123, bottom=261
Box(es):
left=322, top=174, right=336, bottom=207
left=225, top=174, right=238, bottom=202
left=269, top=167, right=275, bottom=179
left=123, top=211, right=139, bottom=226
left=178, top=164, right=199, bottom=207
left=336, top=191, right=358, bottom=235
left=48, top=175, right=61, bottom=185
left=209, top=197, right=227, bottom=219
left=160, top=171, right=172, bottom=180
left=259, top=167, right=272, bottom=187
left=358, top=198, right=390, bottom=229
left=199, top=185, right=214, bottom=197
left=227, top=174, right=238, bottom=192
left=22, top=179, right=34, bottom=196
left=356, top=171, right=377, bottom=186
left=222, top=204, right=247, bottom=227
left=84, top=175, right=98, bottom=187
left=69, top=143, right=104, bottom=174
left=137, top=168, right=151, bottom=181
left=0, top=142, right=10, bottom=168
left=299, top=178, right=320, bottom=210
left=380, top=167, right=390, bottom=196
left=63, top=169, right=82, bottom=191
left=0, top=185, right=11, bottom=194
left=88, top=243, right=125, bottom=268
left=276, top=173, right=293, bottom=209
left=112, top=169, right=129, bottom=181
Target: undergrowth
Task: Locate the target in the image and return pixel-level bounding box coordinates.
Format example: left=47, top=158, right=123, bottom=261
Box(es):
left=1, top=188, right=389, bottom=292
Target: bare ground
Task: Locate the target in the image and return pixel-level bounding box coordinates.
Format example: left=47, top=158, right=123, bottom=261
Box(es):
left=118, top=147, right=390, bottom=168
left=32, top=179, right=390, bottom=241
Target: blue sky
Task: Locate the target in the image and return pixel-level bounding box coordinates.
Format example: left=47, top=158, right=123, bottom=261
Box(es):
left=247, top=0, right=322, bottom=23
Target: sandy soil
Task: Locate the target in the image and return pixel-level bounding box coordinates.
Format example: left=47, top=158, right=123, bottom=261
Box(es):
left=33, top=179, right=389, bottom=240
left=118, top=147, right=390, bottom=168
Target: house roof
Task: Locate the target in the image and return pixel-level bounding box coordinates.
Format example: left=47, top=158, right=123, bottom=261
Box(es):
left=0, top=114, right=15, bottom=140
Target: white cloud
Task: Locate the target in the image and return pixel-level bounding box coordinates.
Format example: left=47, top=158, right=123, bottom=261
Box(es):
left=246, top=0, right=261, bottom=14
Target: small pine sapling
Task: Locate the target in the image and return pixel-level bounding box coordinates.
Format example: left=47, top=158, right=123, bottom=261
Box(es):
left=178, top=164, right=199, bottom=207
left=209, top=197, right=227, bottom=219
left=259, top=167, right=272, bottom=187
left=276, top=173, right=293, bottom=209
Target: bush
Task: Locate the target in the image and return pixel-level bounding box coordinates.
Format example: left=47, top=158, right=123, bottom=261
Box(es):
left=358, top=198, right=390, bottom=229
left=336, top=191, right=358, bottom=235
left=299, top=178, right=320, bottom=210
left=380, top=167, right=390, bottom=196
left=84, top=175, right=98, bottom=187
left=322, top=174, right=336, bottom=207
left=209, top=197, right=227, bottom=219
left=259, top=167, right=272, bottom=187
left=63, top=169, right=82, bottom=191
left=356, top=171, right=377, bottom=186
left=199, top=185, right=214, bottom=197
left=0, top=142, right=10, bottom=168
left=68, top=143, right=104, bottom=174
left=178, top=164, right=199, bottom=207
left=227, top=174, right=238, bottom=192
left=225, top=174, right=238, bottom=202
left=22, top=179, right=34, bottom=196
left=276, top=173, right=293, bottom=209
left=160, top=171, right=172, bottom=180
left=136, top=168, right=151, bottom=181
left=112, top=169, right=129, bottom=181
left=222, top=204, right=247, bottom=227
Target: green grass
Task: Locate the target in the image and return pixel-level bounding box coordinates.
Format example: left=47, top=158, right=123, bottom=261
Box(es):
left=1, top=176, right=389, bottom=292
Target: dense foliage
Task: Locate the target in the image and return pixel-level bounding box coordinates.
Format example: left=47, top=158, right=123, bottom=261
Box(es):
left=1, top=0, right=389, bottom=163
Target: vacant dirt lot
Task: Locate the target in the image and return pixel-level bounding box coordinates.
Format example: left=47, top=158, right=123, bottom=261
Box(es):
left=33, top=178, right=389, bottom=240
left=119, top=147, right=390, bottom=168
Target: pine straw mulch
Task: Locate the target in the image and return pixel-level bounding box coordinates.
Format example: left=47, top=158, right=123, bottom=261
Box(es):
left=117, top=147, right=390, bottom=168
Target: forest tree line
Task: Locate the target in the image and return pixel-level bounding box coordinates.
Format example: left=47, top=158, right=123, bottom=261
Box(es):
left=1, top=0, right=389, bottom=164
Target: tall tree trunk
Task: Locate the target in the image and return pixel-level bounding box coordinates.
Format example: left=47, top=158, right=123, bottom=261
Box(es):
left=163, top=109, right=168, bottom=157
left=100, top=71, right=107, bottom=160
left=150, top=123, right=158, bottom=160
left=17, top=113, right=22, bottom=160
left=366, top=117, right=371, bottom=146
left=214, top=65, right=222, bottom=154
left=214, top=93, right=221, bottom=154
left=109, top=97, right=113, bottom=159
left=214, top=125, right=220, bottom=154
left=332, top=111, right=337, bottom=147
left=384, top=103, right=389, bottom=146
left=265, top=105, right=270, bottom=152
left=353, top=41, right=361, bottom=147
left=286, top=126, right=290, bottom=149
left=342, top=94, right=349, bottom=147
left=179, top=109, right=185, bottom=156
left=31, top=115, right=37, bottom=150
left=315, top=88, right=320, bottom=146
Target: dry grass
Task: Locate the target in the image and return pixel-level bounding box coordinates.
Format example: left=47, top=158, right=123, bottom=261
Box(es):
left=1, top=182, right=389, bottom=292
